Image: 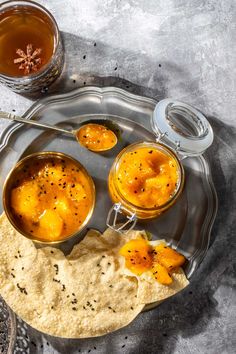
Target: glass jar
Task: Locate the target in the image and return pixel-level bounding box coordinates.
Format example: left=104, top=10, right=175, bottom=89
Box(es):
left=0, top=0, right=64, bottom=93
left=107, top=99, right=213, bottom=232
left=108, top=141, right=185, bottom=219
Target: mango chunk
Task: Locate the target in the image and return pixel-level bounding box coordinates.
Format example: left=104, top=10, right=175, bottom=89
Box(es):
left=42, top=165, right=64, bottom=182
left=145, top=175, right=170, bottom=190
left=154, top=244, right=185, bottom=271
left=68, top=183, right=86, bottom=202
left=39, top=209, right=63, bottom=239
left=152, top=262, right=173, bottom=285
left=55, top=198, right=70, bottom=217
left=11, top=182, right=39, bottom=219
left=119, top=239, right=152, bottom=275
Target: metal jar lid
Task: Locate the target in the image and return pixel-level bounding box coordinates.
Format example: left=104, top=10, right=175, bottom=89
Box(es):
left=151, top=99, right=214, bottom=156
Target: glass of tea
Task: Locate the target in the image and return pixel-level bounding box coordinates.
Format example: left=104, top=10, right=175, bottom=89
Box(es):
left=0, top=0, right=64, bottom=93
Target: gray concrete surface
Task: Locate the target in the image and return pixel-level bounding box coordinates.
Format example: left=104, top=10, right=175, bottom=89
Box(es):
left=0, top=0, right=236, bottom=353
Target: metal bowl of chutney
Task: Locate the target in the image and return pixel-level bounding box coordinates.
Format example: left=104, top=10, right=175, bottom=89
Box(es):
left=2, top=151, right=95, bottom=244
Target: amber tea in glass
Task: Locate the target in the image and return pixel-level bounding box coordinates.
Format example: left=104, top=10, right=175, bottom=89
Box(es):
left=0, top=1, right=64, bottom=92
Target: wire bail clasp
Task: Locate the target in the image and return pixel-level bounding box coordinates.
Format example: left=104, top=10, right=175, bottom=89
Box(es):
left=156, top=132, right=187, bottom=161
left=106, top=203, right=137, bottom=233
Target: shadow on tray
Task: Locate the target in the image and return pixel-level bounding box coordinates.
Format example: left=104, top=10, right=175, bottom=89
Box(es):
left=17, top=31, right=168, bottom=101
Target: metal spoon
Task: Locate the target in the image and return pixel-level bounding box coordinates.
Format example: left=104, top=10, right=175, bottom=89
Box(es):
left=0, top=111, right=118, bottom=152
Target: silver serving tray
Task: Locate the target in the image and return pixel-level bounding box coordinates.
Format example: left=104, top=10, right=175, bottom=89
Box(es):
left=0, top=86, right=217, bottom=281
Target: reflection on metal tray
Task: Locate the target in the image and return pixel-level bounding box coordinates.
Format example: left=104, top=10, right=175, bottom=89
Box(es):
left=0, top=87, right=217, bottom=281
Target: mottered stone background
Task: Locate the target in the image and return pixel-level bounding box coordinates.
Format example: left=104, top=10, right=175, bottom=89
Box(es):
left=0, top=0, right=235, bottom=353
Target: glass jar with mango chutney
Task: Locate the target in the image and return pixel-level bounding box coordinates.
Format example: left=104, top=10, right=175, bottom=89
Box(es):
left=107, top=99, right=214, bottom=232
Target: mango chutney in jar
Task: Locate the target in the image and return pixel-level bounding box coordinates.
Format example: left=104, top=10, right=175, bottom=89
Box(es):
left=108, top=142, right=184, bottom=219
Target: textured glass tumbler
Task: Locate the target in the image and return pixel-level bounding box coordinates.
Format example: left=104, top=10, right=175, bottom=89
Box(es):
left=0, top=0, right=64, bottom=93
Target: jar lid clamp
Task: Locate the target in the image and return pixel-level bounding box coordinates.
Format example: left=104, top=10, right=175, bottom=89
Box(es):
left=106, top=203, right=137, bottom=233
left=151, top=99, right=214, bottom=156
